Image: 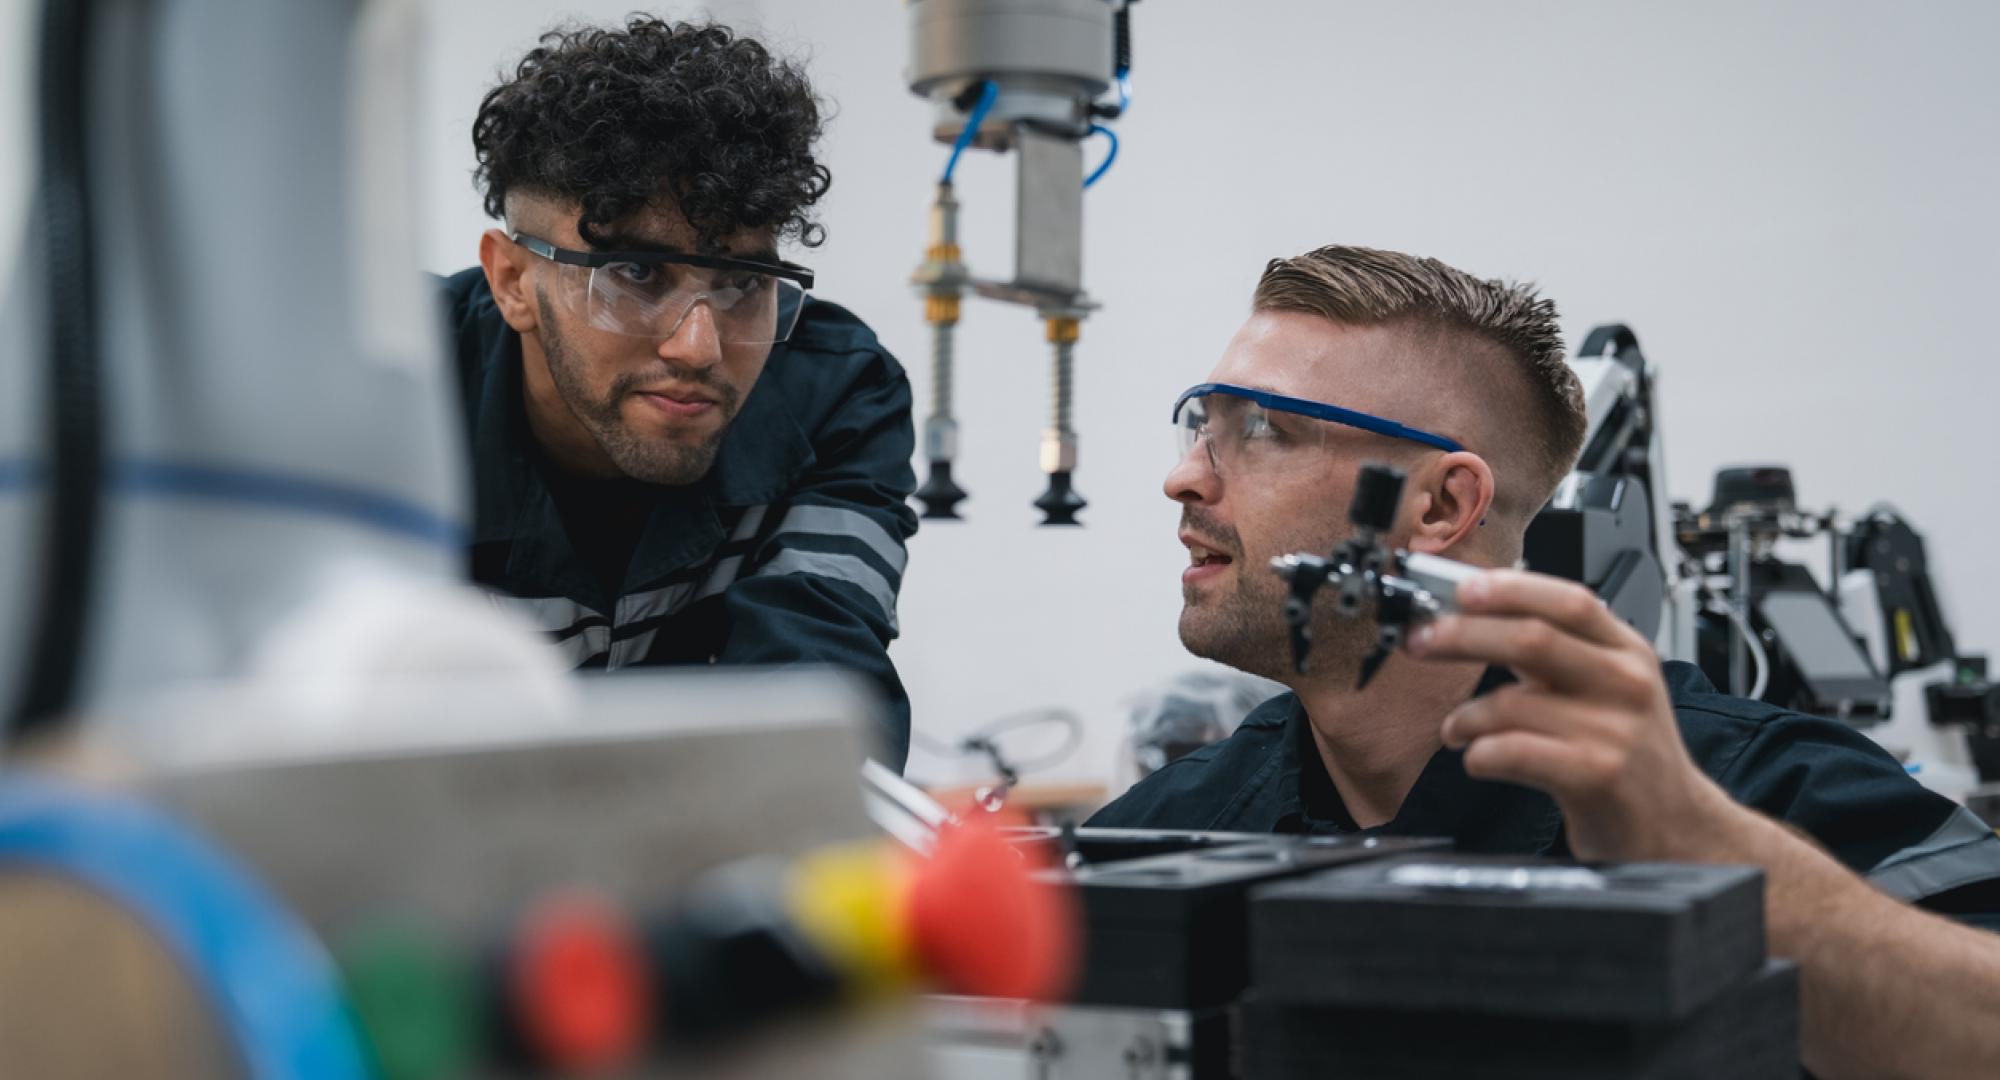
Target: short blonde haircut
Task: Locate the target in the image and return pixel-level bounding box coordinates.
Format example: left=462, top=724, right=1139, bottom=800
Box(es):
left=1254, top=245, right=1586, bottom=515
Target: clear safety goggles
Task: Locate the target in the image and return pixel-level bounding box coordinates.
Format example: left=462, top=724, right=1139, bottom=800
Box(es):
left=1172, top=382, right=1464, bottom=476
left=513, top=232, right=813, bottom=345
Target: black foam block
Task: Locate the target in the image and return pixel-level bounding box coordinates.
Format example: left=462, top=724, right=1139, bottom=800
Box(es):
left=1054, top=834, right=1449, bottom=1009
left=1250, top=855, right=1765, bottom=1022
left=1240, top=959, right=1800, bottom=1080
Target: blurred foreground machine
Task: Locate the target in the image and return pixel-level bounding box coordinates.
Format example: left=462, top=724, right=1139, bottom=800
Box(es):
left=2, top=671, right=1078, bottom=1079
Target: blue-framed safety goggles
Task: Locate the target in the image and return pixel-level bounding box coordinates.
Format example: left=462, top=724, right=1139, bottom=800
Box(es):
left=1172, top=382, right=1464, bottom=473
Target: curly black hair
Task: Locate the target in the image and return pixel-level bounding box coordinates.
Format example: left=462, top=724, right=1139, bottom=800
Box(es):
left=472, top=17, right=831, bottom=250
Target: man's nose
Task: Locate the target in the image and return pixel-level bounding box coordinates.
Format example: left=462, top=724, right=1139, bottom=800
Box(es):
left=658, top=299, right=724, bottom=369
left=1164, top=435, right=1221, bottom=507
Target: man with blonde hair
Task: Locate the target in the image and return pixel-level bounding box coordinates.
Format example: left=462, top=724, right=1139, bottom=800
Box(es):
left=1091, top=244, right=2000, bottom=1077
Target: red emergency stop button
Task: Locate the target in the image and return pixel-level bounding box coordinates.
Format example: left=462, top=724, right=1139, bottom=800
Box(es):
left=508, top=891, right=652, bottom=1075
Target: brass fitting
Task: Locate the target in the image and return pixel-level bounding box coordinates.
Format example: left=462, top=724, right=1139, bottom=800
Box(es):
left=1044, top=316, right=1081, bottom=345
left=924, top=295, right=962, bottom=325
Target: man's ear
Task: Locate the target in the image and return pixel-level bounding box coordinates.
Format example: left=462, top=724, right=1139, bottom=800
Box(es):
left=1405, top=451, right=1496, bottom=556
left=478, top=228, right=540, bottom=334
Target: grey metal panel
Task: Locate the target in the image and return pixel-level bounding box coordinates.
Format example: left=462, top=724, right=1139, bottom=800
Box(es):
left=146, top=669, right=879, bottom=929
left=926, top=998, right=1205, bottom=1080
left=1015, top=128, right=1086, bottom=294
left=908, top=0, right=1115, bottom=97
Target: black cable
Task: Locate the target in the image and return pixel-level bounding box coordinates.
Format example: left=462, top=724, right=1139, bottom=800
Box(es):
left=1091, top=1, right=1137, bottom=119
left=908, top=708, right=1084, bottom=777
left=964, top=708, right=1084, bottom=774
left=1113, top=1, right=1133, bottom=77
left=11, top=0, right=105, bottom=739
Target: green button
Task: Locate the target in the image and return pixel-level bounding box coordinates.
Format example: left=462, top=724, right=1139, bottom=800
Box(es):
left=336, top=921, right=481, bottom=1080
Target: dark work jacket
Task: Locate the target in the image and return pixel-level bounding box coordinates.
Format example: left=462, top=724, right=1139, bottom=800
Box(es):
left=440, top=268, right=918, bottom=769
left=1090, top=661, right=2000, bottom=931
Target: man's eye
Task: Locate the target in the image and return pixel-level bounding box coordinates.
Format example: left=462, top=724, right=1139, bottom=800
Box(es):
left=607, top=262, right=656, bottom=286
left=1242, top=410, right=1280, bottom=440
left=724, top=272, right=765, bottom=293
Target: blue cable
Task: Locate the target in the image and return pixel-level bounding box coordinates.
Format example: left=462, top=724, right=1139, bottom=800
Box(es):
left=940, top=80, right=1000, bottom=184
left=1083, top=123, right=1119, bottom=189
left=0, top=770, right=368, bottom=1080
left=1116, top=69, right=1132, bottom=115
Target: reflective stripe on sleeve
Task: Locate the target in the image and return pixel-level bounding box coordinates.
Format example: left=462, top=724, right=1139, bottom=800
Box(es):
left=751, top=549, right=900, bottom=630
left=769, top=505, right=908, bottom=575
left=1866, top=806, right=2000, bottom=902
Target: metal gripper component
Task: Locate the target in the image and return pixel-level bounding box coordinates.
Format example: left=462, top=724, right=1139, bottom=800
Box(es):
left=1270, top=469, right=1398, bottom=677
left=1337, top=464, right=1404, bottom=642
left=912, top=183, right=969, bottom=519
left=1270, top=464, right=1478, bottom=687
left=1033, top=315, right=1085, bottom=526
left=1296, top=465, right=1407, bottom=680
left=1272, top=551, right=1334, bottom=674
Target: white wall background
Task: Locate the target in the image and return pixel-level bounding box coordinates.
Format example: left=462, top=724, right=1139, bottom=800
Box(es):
left=420, top=1, right=2000, bottom=790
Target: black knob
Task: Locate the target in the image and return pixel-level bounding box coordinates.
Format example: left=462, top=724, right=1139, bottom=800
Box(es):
left=916, top=461, right=968, bottom=520
left=1349, top=464, right=1405, bottom=532
left=1034, top=471, right=1086, bottom=526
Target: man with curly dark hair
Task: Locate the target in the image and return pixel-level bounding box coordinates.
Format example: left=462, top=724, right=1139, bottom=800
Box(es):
left=438, top=17, right=918, bottom=767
